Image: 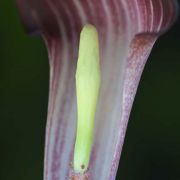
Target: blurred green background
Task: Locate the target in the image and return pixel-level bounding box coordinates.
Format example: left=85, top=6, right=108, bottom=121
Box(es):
left=0, top=1, right=179, bottom=180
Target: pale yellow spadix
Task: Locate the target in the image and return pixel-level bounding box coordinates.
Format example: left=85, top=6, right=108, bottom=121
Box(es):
left=73, top=24, right=101, bottom=174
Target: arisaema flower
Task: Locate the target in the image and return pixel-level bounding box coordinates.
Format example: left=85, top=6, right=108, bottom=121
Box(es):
left=16, top=0, right=178, bottom=179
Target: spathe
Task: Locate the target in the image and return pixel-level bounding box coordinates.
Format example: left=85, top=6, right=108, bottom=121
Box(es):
left=16, top=1, right=178, bottom=179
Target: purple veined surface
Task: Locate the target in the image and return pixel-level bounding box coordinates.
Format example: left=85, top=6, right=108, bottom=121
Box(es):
left=16, top=0, right=178, bottom=180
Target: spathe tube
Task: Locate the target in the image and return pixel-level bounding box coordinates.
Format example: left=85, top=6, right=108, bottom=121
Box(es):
left=16, top=0, right=178, bottom=179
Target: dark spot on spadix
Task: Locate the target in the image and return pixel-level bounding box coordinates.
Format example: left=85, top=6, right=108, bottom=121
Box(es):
left=81, top=164, right=85, bottom=169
